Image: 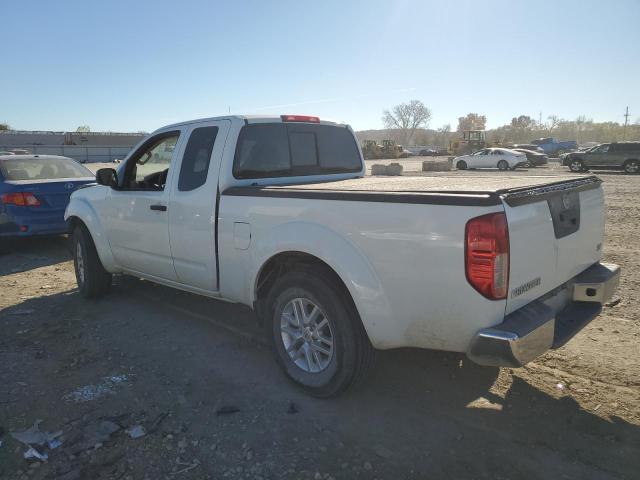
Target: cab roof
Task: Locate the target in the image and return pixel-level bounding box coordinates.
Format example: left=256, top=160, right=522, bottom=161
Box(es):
left=159, top=115, right=346, bottom=131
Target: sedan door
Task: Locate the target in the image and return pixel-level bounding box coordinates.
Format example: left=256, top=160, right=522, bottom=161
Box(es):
left=467, top=149, right=489, bottom=168
left=103, top=131, right=183, bottom=281
left=489, top=149, right=504, bottom=168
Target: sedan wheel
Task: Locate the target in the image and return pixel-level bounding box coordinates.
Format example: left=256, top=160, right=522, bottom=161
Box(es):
left=624, top=160, right=639, bottom=174
left=456, top=160, right=467, bottom=170
left=497, top=160, right=509, bottom=171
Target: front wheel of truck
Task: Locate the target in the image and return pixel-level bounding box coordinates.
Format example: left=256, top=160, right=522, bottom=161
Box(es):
left=73, top=225, right=112, bottom=299
left=266, top=268, right=375, bottom=397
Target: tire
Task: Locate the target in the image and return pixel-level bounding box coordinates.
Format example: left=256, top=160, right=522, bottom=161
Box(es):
left=266, top=267, right=375, bottom=397
left=569, top=158, right=585, bottom=172
left=0, top=238, right=11, bottom=256
left=497, top=160, right=509, bottom=171
left=456, top=160, right=467, bottom=170
left=623, top=159, right=639, bottom=174
left=72, top=225, right=112, bottom=298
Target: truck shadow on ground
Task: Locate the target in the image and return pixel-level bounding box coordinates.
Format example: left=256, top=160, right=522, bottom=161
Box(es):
left=2, top=279, right=639, bottom=478
left=0, top=235, right=70, bottom=275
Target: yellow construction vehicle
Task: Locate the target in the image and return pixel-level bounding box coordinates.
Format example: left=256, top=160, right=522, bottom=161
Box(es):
left=362, top=140, right=406, bottom=159
left=449, top=130, right=486, bottom=155
left=362, top=140, right=381, bottom=160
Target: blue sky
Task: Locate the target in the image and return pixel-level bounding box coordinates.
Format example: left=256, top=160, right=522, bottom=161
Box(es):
left=1, top=0, right=639, bottom=132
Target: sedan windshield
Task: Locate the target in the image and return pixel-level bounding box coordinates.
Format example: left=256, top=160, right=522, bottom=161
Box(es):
left=0, top=157, right=93, bottom=181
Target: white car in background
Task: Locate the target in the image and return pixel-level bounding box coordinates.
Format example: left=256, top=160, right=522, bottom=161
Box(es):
left=455, top=148, right=527, bottom=171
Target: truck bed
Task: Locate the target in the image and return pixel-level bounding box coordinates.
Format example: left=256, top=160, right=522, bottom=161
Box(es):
left=223, top=174, right=601, bottom=207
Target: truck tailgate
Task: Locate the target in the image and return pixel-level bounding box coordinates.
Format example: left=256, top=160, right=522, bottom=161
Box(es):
left=501, top=176, right=604, bottom=314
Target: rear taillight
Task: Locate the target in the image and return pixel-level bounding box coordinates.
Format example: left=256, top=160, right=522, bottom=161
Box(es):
left=280, top=115, right=320, bottom=123
left=465, top=212, right=509, bottom=300
left=1, top=192, right=41, bottom=207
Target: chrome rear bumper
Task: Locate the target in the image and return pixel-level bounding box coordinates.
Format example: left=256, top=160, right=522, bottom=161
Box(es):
left=467, top=262, right=620, bottom=368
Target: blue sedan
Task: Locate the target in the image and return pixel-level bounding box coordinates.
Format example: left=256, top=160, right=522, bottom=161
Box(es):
left=0, top=155, right=95, bottom=238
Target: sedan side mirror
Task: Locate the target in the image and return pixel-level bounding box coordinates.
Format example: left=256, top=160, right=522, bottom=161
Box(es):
left=96, top=168, right=118, bottom=188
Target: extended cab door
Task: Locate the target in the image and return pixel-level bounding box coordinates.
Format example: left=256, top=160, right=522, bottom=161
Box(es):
left=167, top=120, right=230, bottom=291
left=104, top=130, right=183, bottom=280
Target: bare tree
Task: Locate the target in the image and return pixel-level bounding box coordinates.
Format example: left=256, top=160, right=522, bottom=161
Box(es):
left=382, top=100, right=432, bottom=145
left=437, top=123, right=451, bottom=148
left=547, top=115, right=560, bottom=134
left=574, top=115, right=592, bottom=144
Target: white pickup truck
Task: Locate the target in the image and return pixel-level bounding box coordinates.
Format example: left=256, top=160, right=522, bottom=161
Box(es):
left=65, top=114, right=620, bottom=396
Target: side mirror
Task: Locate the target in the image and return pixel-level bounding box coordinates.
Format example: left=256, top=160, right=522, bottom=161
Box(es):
left=96, top=168, right=118, bottom=188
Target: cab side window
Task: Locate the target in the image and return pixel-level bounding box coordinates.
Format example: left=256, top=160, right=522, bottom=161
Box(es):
left=178, top=126, right=219, bottom=191
left=122, top=133, right=180, bottom=190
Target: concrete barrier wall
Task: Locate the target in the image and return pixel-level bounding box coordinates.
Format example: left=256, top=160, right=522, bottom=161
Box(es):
left=0, top=145, right=133, bottom=163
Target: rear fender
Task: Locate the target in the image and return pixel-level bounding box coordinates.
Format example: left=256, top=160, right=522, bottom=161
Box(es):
left=65, top=197, right=117, bottom=272
left=249, top=222, right=393, bottom=347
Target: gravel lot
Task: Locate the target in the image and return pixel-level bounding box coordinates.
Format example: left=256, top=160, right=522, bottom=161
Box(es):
left=1, top=161, right=639, bottom=479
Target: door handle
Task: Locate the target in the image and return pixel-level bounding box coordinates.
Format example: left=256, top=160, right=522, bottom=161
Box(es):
left=150, top=204, right=167, bottom=212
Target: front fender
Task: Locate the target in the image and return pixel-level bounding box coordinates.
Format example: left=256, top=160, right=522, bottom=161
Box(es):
left=65, top=193, right=117, bottom=272
left=248, top=221, right=394, bottom=348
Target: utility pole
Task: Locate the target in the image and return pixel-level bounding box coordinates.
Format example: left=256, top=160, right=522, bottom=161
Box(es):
left=623, top=106, right=630, bottom=140
left=539, top=111, right=542, bottom=128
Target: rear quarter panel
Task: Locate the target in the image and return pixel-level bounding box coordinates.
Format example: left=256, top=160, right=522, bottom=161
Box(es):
left=218, top=195, right=506, bottom=351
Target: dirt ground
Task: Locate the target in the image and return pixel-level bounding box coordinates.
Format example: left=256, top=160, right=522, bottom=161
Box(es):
left=1, top=161, right=639, bottom=480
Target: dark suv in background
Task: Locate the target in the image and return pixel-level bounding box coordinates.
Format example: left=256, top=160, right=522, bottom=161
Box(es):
left=564, top=142, right=640, bottom=173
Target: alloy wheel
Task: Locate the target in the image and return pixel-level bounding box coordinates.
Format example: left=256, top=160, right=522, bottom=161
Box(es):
left=280, top=298, right=334, bottom=373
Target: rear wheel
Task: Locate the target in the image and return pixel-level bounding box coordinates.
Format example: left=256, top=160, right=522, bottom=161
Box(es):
left=569, top=158, right=585, bottom=172
left=623, top=159, right=639, bottom=174
left=73, top=225, right=112, bottom=298
left=497, top=160, right=509, bottom=171
left=456, top=160, right=467, bottom=170
left=266, top=268, right=375, bottom=397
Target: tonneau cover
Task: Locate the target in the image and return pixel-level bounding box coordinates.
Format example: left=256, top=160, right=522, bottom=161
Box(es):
left=223, top=174, right=601, bottom=207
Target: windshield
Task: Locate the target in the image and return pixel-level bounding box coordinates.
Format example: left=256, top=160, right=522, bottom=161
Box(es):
left=0, top=157, right=93, bottom=181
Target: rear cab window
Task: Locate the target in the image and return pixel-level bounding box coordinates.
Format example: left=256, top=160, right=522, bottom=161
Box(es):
left=233, top=123, right=362, bottom=179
